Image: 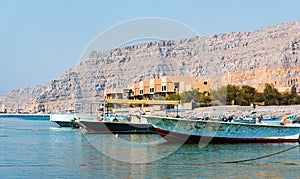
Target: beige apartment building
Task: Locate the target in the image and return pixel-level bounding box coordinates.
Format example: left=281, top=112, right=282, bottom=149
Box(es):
left=105, top=76, right=210, bottom=100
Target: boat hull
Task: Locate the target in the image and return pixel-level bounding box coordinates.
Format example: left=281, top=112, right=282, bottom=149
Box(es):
left=79, top=120, right=155, bottom=134
left=50, top=114, right=80, bottom=128
left=145, top=116, right=300, bottom=143
left=54, top=121, right=79, bottom=128
left=155, top=128, right=300, bottom=143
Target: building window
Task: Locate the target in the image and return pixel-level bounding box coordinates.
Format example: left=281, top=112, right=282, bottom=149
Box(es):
left=150, top=88, right=154, bottom=92
left=140, top=90, right=144, bottom=94
left=204, top=81, right=208, bottom=85
left=162, top=86, right=166, bottom=91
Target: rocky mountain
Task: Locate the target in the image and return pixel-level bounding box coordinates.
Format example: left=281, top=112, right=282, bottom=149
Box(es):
left=1, top=20, right=300, bottom=112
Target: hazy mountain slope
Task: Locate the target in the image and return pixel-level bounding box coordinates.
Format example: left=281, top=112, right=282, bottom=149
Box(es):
left=1, top=20, right=300, bottom=112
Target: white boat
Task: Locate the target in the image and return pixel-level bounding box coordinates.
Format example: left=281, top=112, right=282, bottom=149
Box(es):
left=50, top=114, right=95, bottom=128
left=144, top=115, right=300, bottom=143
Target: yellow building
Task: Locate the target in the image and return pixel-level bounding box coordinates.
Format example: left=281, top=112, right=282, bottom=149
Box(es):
left=105, top=76, right=210, bottom=100
left=105, top=88, right=125, bottom=99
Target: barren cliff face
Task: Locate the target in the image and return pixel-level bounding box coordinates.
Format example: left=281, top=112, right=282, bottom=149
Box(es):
left=1, top=21, right=300, bottom=112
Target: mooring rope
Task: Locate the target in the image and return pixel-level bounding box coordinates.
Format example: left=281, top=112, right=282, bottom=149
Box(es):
left=205, top=144, right=300, bottom=165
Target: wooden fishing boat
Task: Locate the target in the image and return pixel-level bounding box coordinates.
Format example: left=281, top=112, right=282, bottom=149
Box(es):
left=144, top=115, right=300, bottom=143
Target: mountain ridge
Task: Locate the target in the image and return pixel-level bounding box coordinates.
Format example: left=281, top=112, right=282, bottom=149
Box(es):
left=1, top=20, right=300, bottom=112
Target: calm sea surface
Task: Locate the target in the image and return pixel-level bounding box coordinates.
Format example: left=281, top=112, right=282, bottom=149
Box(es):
left=0, top=117, right=299, bottom=178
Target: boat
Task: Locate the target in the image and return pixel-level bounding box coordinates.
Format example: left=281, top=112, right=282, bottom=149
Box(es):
left=79, top=114, right=155, bottom=134
left=144, top=115, right=300, bottom=143
left=234, top=115, right=298, bottom=125
left=233, top=115, right=257, bottom=124
left=50, top=114, right=86, bottom=128
left=79, top=120, right=155, bottom=134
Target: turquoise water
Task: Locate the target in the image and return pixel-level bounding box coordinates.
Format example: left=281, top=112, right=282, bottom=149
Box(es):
left=0, top=117, right=299, bottom=178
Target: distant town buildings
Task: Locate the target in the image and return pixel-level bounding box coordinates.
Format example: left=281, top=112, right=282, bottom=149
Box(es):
left=105, top=76, right=211, bottom=100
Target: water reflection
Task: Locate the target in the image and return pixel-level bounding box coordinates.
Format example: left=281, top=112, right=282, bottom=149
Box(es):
left=83, top=132, right=299, bottom=165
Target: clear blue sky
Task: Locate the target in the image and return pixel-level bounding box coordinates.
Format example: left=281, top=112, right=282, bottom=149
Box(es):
left=0, top=0, right=300, bottom=95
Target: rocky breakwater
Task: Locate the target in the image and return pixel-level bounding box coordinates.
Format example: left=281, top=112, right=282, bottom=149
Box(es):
left=185, top=105, right=300, bottom=119
left=1, top=20, right=300, bottom=112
